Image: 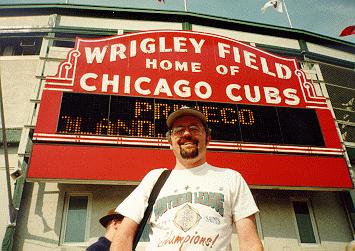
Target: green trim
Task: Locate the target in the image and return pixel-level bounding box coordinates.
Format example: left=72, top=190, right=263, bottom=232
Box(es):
left=53, top=26, right=118, bottom=35
left=13, top=175, right=26, bottom=209
left=347, top=147, right=355, bottom=163
left=182, top=22, right=192, bottom=30
left=303, top=51, right=355, bottom=69
left=0, top=26, right=127, bottom=36
left=298, top=39, right=308, bottom=53
left=0, top=128, right=22, bottom=144
left=1, top=227, right=15, bottom=251
left=0, top=30, right=49, bottom=36
left=255, top=43, right=302, bottom=58
left=1, top=161, right=29, bottom=251
left=0, top=4, right=354, bottom=49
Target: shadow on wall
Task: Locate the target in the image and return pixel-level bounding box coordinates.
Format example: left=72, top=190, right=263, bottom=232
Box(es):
left=13, top=182, right=60, bottom=251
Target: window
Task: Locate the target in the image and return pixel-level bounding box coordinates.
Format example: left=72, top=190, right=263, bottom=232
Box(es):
left=62, top=194, right=91, bottom=244
left=292, top=200, right=319, bottom=244
left=0, top=34, right=43, bottom=56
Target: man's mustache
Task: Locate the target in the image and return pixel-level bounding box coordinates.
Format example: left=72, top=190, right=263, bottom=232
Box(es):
left=177, top=135, right=199, bottom=145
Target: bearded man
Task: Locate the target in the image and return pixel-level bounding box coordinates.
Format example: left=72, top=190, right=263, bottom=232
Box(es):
left=111, top=106, right=263, bottom=251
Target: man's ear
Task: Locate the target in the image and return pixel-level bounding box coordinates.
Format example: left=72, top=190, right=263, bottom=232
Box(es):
left=206, top=134, right=211, bottom=145
left=112, top=220, right=122, bottom=229
left=168, top=138, right=173, bottom=149
left=166, top=131, right=172, bottom=148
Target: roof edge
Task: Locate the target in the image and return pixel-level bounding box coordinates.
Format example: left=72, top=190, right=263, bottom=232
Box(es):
left=0, top=4, right=354, bottom=49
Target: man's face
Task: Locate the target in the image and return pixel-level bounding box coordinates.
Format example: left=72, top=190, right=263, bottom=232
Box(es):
left=169, top=116, right=209, bottom=161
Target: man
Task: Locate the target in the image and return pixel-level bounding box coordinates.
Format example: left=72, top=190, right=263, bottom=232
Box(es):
left=111, top=106, right=263, bottom=251
left=87, top=209, right=123, bottom=251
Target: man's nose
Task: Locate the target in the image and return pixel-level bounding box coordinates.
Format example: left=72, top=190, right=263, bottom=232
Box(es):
left=182, top=128, right=192, bottom=135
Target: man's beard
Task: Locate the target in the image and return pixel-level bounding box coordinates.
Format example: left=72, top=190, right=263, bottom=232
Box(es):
left=178, top=136, right=199, bottom=159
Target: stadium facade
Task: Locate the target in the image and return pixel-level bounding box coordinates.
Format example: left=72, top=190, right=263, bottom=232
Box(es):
left=0, top=2, right=354, bottom=250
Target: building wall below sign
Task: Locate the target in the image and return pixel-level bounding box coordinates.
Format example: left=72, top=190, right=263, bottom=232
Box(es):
left=12, top=183, right=353, bottom=251
left=257, top=190, right=353, bottom=250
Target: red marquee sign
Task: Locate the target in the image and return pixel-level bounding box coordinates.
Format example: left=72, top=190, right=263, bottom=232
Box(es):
left=45, top=30, right=326, bottom=108
left=28, top=30, right=352, bottom=189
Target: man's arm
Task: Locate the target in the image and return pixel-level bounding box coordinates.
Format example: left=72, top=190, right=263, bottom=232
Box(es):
left=235, top=214, right=263, bottom=251
left=110, top=217, right=138, bottom=251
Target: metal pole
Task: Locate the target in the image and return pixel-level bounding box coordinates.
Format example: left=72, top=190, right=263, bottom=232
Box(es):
left=184, top=0, right=188, bottom=12
left=283, top=0, right=293, bottom=28
left=0, top=65, right=18, bottom=225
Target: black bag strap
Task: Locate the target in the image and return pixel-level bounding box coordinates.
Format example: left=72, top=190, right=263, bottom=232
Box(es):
left=132, top=169, right=172, bottom=250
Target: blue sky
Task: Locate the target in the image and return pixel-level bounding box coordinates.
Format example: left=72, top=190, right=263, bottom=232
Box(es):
left=4, top=0, right=355, bottom=43
left=154, top=0, right=355, bottom=44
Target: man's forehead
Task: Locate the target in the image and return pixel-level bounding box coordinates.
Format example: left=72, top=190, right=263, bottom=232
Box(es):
left=171, top=115, right=203, bottom=127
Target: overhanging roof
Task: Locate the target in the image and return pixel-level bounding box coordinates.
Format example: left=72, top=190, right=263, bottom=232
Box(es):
left=0, top=3, right=354, bottom=53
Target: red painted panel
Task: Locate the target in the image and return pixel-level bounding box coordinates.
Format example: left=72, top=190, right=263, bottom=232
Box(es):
left=28, top=143, right=353, bottom=189
left=35, top=90, right=62, bottom=134
left=316, top=109, right=342, bottom=148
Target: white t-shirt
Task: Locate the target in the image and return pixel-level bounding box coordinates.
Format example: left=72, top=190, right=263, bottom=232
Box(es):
left=116, top=163, right=259, bottom=251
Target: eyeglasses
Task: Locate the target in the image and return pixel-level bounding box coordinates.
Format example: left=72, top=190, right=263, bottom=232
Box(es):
left=171, top=125, right=203, bottom=136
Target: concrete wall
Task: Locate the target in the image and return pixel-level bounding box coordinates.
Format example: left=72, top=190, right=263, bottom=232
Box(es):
left=0, top=146, right=18, bottom=244
left=0, top=57, right=38, bottom=127
left=58, top=15, right=183, bottom=31
left=257, top=190, right=353, bottom=251
left=307, top=43, right=355, bottom=62
left=0, top=57, right=39, bottom=243
left=13, top=183, right=135, bottom=251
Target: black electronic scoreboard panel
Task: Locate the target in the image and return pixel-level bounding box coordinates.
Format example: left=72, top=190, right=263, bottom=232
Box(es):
left=57, top=92, right=325, bottom=147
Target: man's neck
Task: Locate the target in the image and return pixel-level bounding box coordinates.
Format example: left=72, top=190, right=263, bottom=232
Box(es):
left=174, top=158, right=206, bottom=169
left=104, top=229, right=115, bottom=242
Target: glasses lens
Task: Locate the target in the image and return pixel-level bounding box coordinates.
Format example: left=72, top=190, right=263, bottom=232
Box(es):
left=171, top=125, right=202, bottom=136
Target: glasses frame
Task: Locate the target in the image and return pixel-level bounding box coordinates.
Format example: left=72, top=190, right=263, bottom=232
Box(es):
left=170, top=125, right=204, bottom=137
